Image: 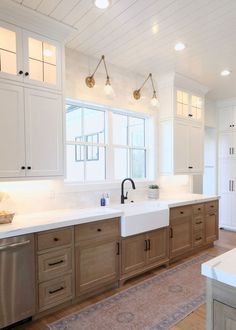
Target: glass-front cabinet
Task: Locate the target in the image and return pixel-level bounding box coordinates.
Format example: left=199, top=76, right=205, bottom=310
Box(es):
left=0, top=21, right=61, bottom=90
left=176, top=89, right=203, bottom=122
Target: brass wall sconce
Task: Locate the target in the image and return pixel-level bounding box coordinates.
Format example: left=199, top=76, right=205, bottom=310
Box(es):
left=133, top=73, right=159, bottom=107
left=85, top=55, right=114, bottom=96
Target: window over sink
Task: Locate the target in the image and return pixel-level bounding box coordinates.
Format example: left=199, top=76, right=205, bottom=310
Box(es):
left=66, top=100, right=151, bottom=183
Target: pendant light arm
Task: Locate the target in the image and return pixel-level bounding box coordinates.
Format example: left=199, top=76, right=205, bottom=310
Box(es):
left=149, top=73, right=157, bottom=94
left=102, top=56, right=110, bottom=79
left=138, top=73, right=152, bottom=92
left=90, top=55, right=104, bottom=78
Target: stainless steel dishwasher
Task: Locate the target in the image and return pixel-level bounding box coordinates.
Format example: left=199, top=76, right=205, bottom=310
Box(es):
left=0, top=234, right=35, bottom=329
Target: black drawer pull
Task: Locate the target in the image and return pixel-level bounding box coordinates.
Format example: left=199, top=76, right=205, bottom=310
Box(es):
left=116, top=242, right=120, bottom=255
left=53, top=237, right=59, bottom=242
left=198, top=208, right=201, bottom=211
left=188, top=114, right=193, bottom=117
left=144, top=239, right=148, bottom=251
left=195, top=237, right=202, bottom=241
left=48, top=260, right=64, bottom=266
left=210, top=205, right=214, bottom=208
left=196, top=221, right=202, bottom=225
left=97, top=228, right=102, bottom=232
left=170, top=228, right=173, bottom=238
left=49, top=286, right=64, bottom=294
left=188, top=166, right=193, bottom=169
left=180, top=211, right=184, bottom=214
left=148, top=239, right=151, bottom=251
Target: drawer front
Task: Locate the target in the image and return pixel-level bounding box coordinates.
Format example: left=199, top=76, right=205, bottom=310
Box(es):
left=38, top=274, right=73, bottom=312
left=193, top=231, right=204, bottom=247
left=205, top=201, right=218, bottom=214
left=193, top=215, right=204, bottom=231
left=75, top=218, right=120, bottom=243
left=37, top=227, right=73, bottom=251
left=193, top=203, right=204, bottom=215
left=38, top=247, right=72, bottom=282
left=170, top=206, right=192, bottom=219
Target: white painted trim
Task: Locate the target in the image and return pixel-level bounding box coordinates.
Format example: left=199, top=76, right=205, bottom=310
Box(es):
left=216, top=98, right=236, bottom=108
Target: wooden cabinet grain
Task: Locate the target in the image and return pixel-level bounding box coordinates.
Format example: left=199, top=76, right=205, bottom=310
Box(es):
left=121, top=227, right=169, bottom=283
left=75, top=218, right=120, bottom=297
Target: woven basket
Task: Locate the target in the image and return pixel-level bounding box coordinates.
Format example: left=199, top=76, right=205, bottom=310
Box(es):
left=0, top=212, right=14, bottom=224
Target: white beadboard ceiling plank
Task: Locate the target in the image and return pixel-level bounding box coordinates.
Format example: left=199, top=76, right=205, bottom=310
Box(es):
left=50, top=0, right=82, bottom=21
left=71, top=0, right=158, bottom=50
left=37, top=0, right=62, bottom=15
left=62, top=0, right=94, bottom=26
left=22, top=0, right=42, bottom=10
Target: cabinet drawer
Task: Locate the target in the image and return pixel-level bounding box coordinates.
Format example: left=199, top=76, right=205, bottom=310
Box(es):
left=37, top=227, right=73, bottom=251
left=170, top=206, right=192, bottom=219
left=193, top=203, right=204, bottom=215
left=75, top=218, right=120, bottom=243
left=193, top=231, right=204, bottom=247
left=38, top=274, right=73, bottom=312
left=205, top=201, right=218, bottom=214
left=38, top=247, right=72, bottom=282
left=193, top=215, right=204, bottom=231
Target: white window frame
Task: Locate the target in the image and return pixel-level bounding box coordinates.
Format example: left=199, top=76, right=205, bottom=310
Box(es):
left=65, top=99, right=155, bottom=186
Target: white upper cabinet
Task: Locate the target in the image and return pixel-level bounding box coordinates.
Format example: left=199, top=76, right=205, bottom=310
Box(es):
left=176, top=89, right=203, bottom=122
left=0, top=21, right=61, bottom=90
left=219, top=107, right=236, bottom=131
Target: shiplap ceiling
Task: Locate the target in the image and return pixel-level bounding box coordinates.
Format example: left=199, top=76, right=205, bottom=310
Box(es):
left=11, top=0, right=236, bottom=99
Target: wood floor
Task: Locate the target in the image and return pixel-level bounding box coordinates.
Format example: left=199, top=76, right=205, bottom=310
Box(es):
left=16, top=229, right=236, bottom=330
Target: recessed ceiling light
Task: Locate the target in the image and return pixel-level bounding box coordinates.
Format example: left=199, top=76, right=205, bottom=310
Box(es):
left=152, top=24, right=159, bottom=34
left=94, top=0, right=110, bottom=9
left=221, top=69, right=231, bottom=76
left=174, top=42, right=186, bottom=51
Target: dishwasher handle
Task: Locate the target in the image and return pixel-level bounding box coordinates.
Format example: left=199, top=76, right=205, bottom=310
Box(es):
left=0, top=240, right=31, bottom=251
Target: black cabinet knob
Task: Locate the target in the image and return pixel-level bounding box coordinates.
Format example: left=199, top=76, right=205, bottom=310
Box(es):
left=21, top=166, right=25, bottom=170
left=54, top=237, right=59, bottom=242
left=24, top=72, right=29, bottom=76
left=97, top=228, right=102, bottom=232
left=27, top=166, right=31, bottom=170
left=188, top=166, right=193, bottom=169
left=188, top=114, right=193, bottom=117
left=18, top=70, right=23, bottom=75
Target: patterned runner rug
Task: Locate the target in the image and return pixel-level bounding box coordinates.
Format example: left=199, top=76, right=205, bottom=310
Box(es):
left=48, top=253, right=216, bottom=330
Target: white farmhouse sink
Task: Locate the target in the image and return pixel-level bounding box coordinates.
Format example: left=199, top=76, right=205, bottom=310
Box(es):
left=111, top=201, right=169, bottom=237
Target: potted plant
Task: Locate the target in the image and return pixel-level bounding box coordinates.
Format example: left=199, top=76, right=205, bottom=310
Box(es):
left=148, top=184, right=160, bottom=199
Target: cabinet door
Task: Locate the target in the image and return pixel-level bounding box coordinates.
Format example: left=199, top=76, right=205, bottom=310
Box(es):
left=173, top=121, right=189, bottom=173
left=24, top=89, right=63, bottom=177
left=214, top=300, right=236, bottom=330
left=22, top=31, right=61, bottom=90
left=0, top=21, right=23, bottom=82
left=218, top=160, right=234, bottom=193
left=219, top=193, right=232, bottom=227
left=230, top=193, right=236, bottom=228
left=0, top=83, right=25, bottom=177
left=219, top=107, right=232, bottom=131
left=170, top=216, right=192, bottom=258
left=219, top=132, right=235, bottom=158
left=147, top=228, right=168, bottom=265
left=121, top=234, right=146, bottom=275
left=205, top=213, right=218, bottom=243
left=188, top=124, right=203, bottom=172
left=75, top=240, right=119, bottom=295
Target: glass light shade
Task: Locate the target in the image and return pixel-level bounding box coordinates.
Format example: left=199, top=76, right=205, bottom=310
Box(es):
left=151, top=96, right=160, bottom=107
left=104, top=81, right=114, bottom=97
left=94, top=0, right=110, bottom=9
left=174, top=42, right=186, bottom=51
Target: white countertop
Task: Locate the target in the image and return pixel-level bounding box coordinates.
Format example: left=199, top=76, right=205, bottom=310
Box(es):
left=201, top=248, right=236, bottom=288
left=0, top=193, right=219, bottom=239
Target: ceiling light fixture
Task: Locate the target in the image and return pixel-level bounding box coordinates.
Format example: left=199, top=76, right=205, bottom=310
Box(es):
left=85, top=55, right=114, bottom=97
left=94, top=0, right=110, bottom=9
left=133, top=73, right=159, bottom=108
left=221, top=69, right=231, bottom=76
left=174, top=42, right=186, bottom=51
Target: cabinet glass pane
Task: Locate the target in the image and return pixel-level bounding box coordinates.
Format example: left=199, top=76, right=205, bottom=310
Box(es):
left=0, top=50, right=16, bottom=75
left=29, top=59, right=43, bottom=81
left=43, top=43, right=56, bottom=65
left=191, top=95, right=202, bottom=120
left=114, top=148, right=128, bottom=179
left=0, top=27, right=16, bottom=52
left=28, top=37, right=57, bottom=85
left=86, top=147, right=105, bottom=181
left=44, top=63, right=56, bottom=85
left=0, top=27, right=17, bottom=75
left=129, top=117, right=145, bottom=147
left=176, top=90, right=189, bottom=118
left=66, top=145, right=84, bottom=182
left=113, top=114, right=128, bottom=145
left=131, top=149, right=146, bottom=178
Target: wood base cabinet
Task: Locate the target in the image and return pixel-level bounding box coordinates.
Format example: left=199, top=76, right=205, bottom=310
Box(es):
left=121, top=227, right=169, bottom=283
left=75, top=218, right=120, bottom=297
